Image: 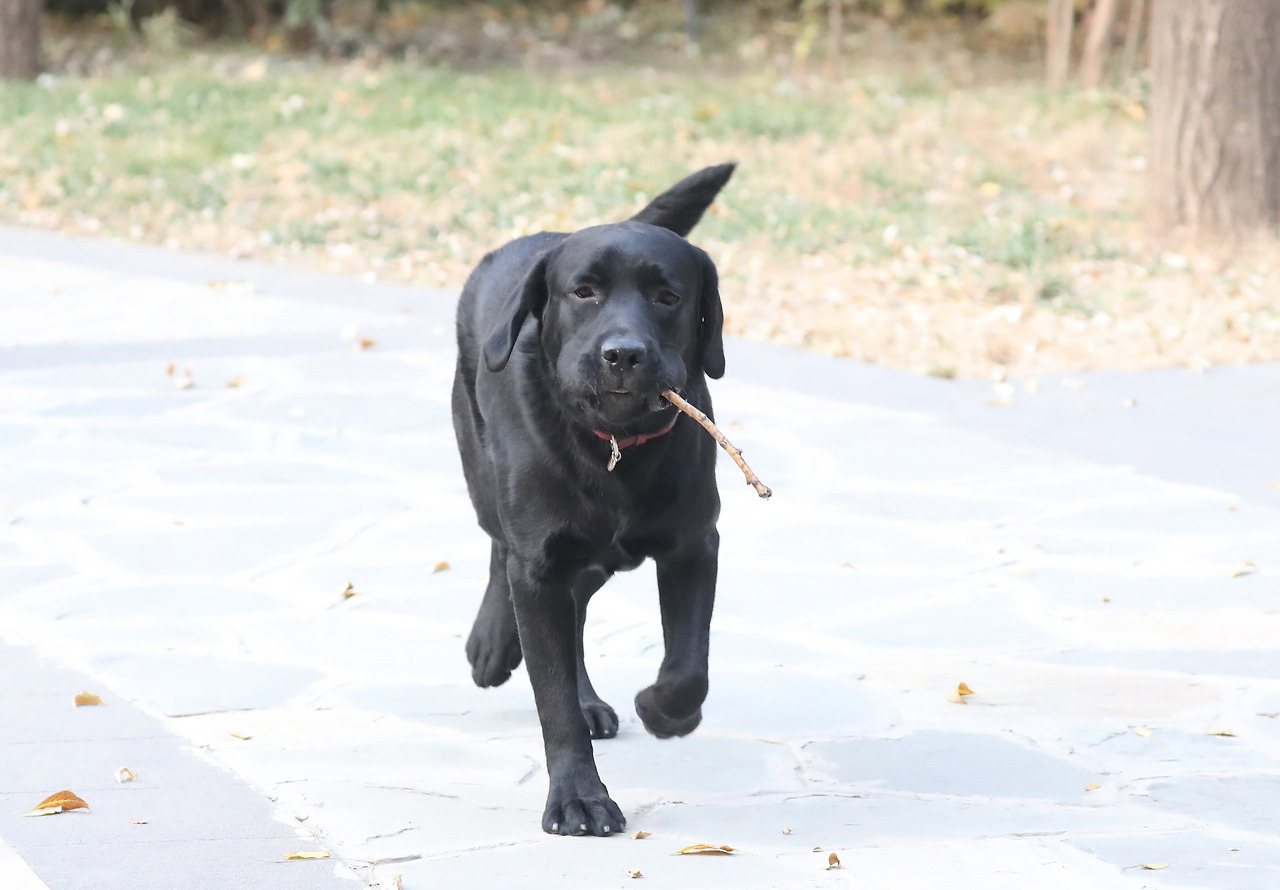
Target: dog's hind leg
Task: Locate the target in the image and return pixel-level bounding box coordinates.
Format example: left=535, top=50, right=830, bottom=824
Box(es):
left=573, top=567, right=618, bottom=739
left=466, top=540, right=524, bottom=688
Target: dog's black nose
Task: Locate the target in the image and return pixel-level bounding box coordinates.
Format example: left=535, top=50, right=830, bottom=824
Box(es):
left=601, top=338, right=647, bottom=369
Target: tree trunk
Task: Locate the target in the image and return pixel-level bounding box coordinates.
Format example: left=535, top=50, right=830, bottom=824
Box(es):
left=1046, top=0, right=1076, bottom=88
left=1120, top=0, right=1148, bottom=79
left=0, top=0, right=41, bottom=80
left=1081, top=0, right=1120, bottom=88
left=1149, top=0, right=1280, bottom=233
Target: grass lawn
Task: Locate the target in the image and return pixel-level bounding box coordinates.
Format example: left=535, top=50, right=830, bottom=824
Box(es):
left=3, top=16, right=1278, bottom=380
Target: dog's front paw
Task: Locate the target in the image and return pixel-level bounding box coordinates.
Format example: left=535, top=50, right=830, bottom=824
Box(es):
left=634, top=678, right=705, bottom=739
left=542, top=784, right=625, bottom=837
left=465, top=618, right=523, bottom=688
left=580, top=698, right=619, bottom=740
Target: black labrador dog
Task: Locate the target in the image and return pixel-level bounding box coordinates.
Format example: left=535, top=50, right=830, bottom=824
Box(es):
left=451, top=164, right=734, bottom=837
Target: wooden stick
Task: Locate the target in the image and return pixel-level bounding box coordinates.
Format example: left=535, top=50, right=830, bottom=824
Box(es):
left=663, top=390, right=772, bottom=500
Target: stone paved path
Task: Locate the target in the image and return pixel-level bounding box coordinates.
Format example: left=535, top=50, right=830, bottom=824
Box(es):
left=2, top=226, right=1279, bottom=889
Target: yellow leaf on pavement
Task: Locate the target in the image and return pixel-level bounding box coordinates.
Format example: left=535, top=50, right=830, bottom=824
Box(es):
left=285, top=851, right=330, bottom=860
left=114, top=767, right=137, bottom=783
left=827, top=852, right=842, bottom=870
left=74, top=691, right=104, bottom=706
left=22, top=790, right=89, bottom=816
left=675, top=844, right=736, bottom=855
left=1141, top=863, right=1169, bottom=870
left=630, top=830, right=651, bottom=839
left=1230, top=562, right=1257, bottom=578
left=1132, top=725, right=1153, bottom=738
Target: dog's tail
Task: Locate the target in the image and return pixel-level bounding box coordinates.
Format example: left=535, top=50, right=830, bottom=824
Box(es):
left=629, top=163, right=736, bottom=238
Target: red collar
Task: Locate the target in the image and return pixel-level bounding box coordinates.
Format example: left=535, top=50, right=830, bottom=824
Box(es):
left=594, top=412, right=679, bottom=450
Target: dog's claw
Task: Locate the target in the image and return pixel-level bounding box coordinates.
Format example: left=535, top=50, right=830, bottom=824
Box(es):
left=580, top=699, right=619, bottom=740
left=543, top=789, right=625, bottom=837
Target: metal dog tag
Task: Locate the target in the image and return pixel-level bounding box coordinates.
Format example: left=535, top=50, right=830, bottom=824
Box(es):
left=607, top=436, right=622, bottom=472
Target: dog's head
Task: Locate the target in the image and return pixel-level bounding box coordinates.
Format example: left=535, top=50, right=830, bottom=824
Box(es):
left=482, top=222, right=724, bottom=434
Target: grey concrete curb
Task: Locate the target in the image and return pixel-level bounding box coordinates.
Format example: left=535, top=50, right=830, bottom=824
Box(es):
left=0, top=642, right=361, bottom=890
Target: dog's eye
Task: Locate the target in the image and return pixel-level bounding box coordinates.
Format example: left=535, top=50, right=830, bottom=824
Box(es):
left=573, top=286, right=596, bottom=300
left=657, top=289, right=681, bottom=306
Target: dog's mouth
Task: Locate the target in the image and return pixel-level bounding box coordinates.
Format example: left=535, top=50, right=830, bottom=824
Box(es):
left=600, top=388, right=670, bottom=413
left=573, top=385, right=677, bottom=437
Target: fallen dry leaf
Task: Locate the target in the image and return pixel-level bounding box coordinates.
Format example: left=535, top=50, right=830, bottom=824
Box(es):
left=165, top=362, right=175, bottom=377
left=782, top=828, right=792, bottom=835
left=1085, top=783, right=1101, bottom=791
left=827, top=852, right=842, bottom=870
left=114, top=767, right=137, bottom=783
left=74, top=691, right=104, bottom=706
left=627, top=869, right=643, bottom=879
left=226, top=375, right=244, bottom=388
left=285, top=851, right=329, bottom=860
left=1205, top=729, right=1237, bottom=737
left=341, top=581, right=358, bottom=599
left=630, top=830, right=651, bottom=840
left=1141, top=863, right=1169, bottom=870
left=22, top=790, right=89, bottom=816
left=229, top=732, right=252, bottom=741
left=1230, top=562, right=1258, bottom=578
left=431, top=561, right=451, bottom=574
left=1132, top=725, right=1154, bottom=738
left=675, top=844, right=736, bottom=856
left=811, top=846, right=823, bottom=853
left=948, top=682, right=976, bottom=703
left=358, top=336, right=377, bottom=350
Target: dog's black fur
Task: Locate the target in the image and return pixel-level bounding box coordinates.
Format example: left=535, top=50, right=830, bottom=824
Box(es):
left=451, top=164, right=734, bottom=836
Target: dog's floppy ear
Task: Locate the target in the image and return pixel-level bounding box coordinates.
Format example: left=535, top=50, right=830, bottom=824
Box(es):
left=696, top=249, right=725, bottom=380
left=483, top=252, right=552, bottom=373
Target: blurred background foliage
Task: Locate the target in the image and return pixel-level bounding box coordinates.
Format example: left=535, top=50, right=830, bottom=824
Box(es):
left=38, top=0, right=1078, bottom=61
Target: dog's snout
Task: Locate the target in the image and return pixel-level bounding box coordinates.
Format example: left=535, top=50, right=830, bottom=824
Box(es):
left=600, top=338, right=647, bottom=369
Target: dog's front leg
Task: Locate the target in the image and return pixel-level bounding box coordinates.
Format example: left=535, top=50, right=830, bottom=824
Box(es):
left=508, top=555, right=626, bottom=836
left=636, top=530, right=718, bottom=738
